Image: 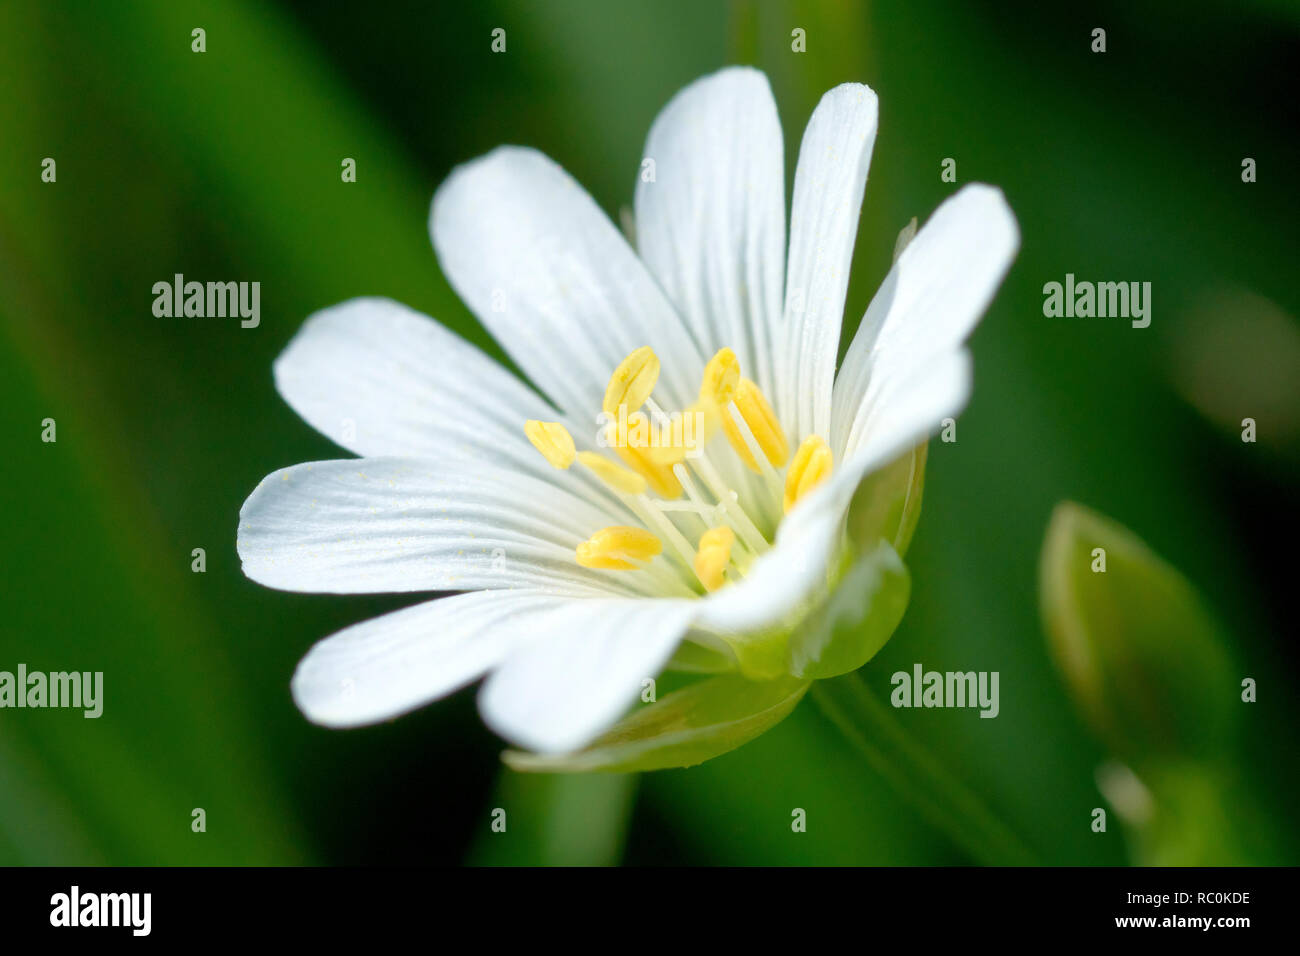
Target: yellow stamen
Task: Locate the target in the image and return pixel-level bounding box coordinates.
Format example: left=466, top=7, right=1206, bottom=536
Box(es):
left=608, top=424, right=682, bottom=498
left=783, top=435, right=833, bottom=513
left=693, top=525, right=735, bottom=592
left=687, top=399, right=721, bottom=444
left=602, top=346, right=660, bottom=418
left=575, top=525, right=662, bottom=570
left=523, top=420, right=576, bottom=469
left=645, top=443, right=687, bottom=467
left=723, top=378, right=788, bottom=471
left=532, top=342, right=798, bottom=582
left=699, top=348, right=740, bottom=406
left=576, top=451, right=647, bottom=496
left=645, top=400, right=719, bottom=466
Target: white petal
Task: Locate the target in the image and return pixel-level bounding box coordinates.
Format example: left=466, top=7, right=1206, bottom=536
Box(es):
left=693, top=498, right=845, bottom=636
left=817, top=349, right=973, bottom=519
left=237, top=457, right=650, bottom=597
left=430, top=147, right=705, bottom=417
left=274, top=297, right=566, bottom=469
left=272, top=297, right=628, bottom=523
left=779, top=83, right=879, bottom=442
left=292, top=590, right=568, bottom=728
left=832, top=184, right=1019, bottom=458
left=635, top=67, right=786, bottom=399
left=479, top=598, right=696, bottom=753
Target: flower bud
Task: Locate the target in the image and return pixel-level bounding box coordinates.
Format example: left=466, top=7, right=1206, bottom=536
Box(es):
left=1039, top=502, right=1237, bottom=768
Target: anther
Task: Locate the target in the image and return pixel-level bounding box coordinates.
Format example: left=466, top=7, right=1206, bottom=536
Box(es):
left=575, top=526, right=663, bottom=570
left=603, top=346, right=660, bottom=418
left=646, top=400, right=718, bottom=467
left=783, top=435, right=833, bottom=513
left=699, top=348, right=740, bottom=406
left=693, top=526, right=735, bottom=592
left=609, top=424, right=682, bottom=498
left=523, top=420, right=575, bottom=469
left=723, top=378, right=788, bottom=471
left=576, top=451, right=647, bottom=496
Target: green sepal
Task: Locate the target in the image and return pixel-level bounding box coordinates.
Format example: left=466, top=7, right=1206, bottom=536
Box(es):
left=664, top=637, right=736, bottom=674
left=847, top=442, right=927, bottom=557
left=502, top=674, right=811, bottom=774
left=788, top=539, right=911, bottom=679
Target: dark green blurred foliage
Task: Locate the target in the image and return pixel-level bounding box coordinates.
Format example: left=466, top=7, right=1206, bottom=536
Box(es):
left=1, top=0, right=1296, bottom=864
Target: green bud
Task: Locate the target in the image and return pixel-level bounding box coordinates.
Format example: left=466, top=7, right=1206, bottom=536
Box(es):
left=1039, top=502, right=1237, bottom=768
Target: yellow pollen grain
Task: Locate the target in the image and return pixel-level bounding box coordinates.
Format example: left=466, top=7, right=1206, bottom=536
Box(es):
left=784, top=435, right=833, bottom=513
left=723, top=378, right=788, bottom=471
left=576, top=451, right=647, bottom=496
left=524, top=420, right=575, bottom=469
left=575, top=525, right=662, bottom=570
left=699, top=348, right=740, bottom=406
left=602, top=346, right=660, bottom=418
left=693, top=525, right=735, bottom=592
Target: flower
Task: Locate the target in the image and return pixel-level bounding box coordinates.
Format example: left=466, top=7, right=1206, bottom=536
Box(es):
left=237, top=66, right=1019, bottom=758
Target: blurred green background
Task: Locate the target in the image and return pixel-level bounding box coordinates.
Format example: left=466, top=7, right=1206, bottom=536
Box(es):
left=1, top=0, right=1297, bottom=865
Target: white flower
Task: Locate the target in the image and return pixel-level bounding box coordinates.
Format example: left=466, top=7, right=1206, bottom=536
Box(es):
left=237, top=67, right=1019, bottom=756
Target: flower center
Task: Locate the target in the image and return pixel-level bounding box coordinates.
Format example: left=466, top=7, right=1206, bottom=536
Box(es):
left=524, top=346, right=832, bottom=595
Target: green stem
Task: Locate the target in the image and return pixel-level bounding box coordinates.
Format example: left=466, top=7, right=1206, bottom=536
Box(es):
left=811, top=673, right=1038, bottom=866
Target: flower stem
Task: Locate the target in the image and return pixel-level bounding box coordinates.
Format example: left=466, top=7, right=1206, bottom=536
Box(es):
left=810, top=672, right=1038, bottom=866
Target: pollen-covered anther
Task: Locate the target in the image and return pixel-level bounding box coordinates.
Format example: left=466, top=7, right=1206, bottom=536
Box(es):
left=575, top=526, right=663, bottom=570
left=693, top=525, right=735, bottom=592
left=699, top=348, right=740, bottom=406
left=645, top=399, right=719, bottom=467
left=576, top=451, right=647, bottom=496
left=524, top=420, right=575, bottom=469
left=723, top=377, right=788, bottom=471
left=609, top=424, right=683, bottom=498
left=784, top=435, right=833, bottom=513
left=602, top=346, right=660, bottom=418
